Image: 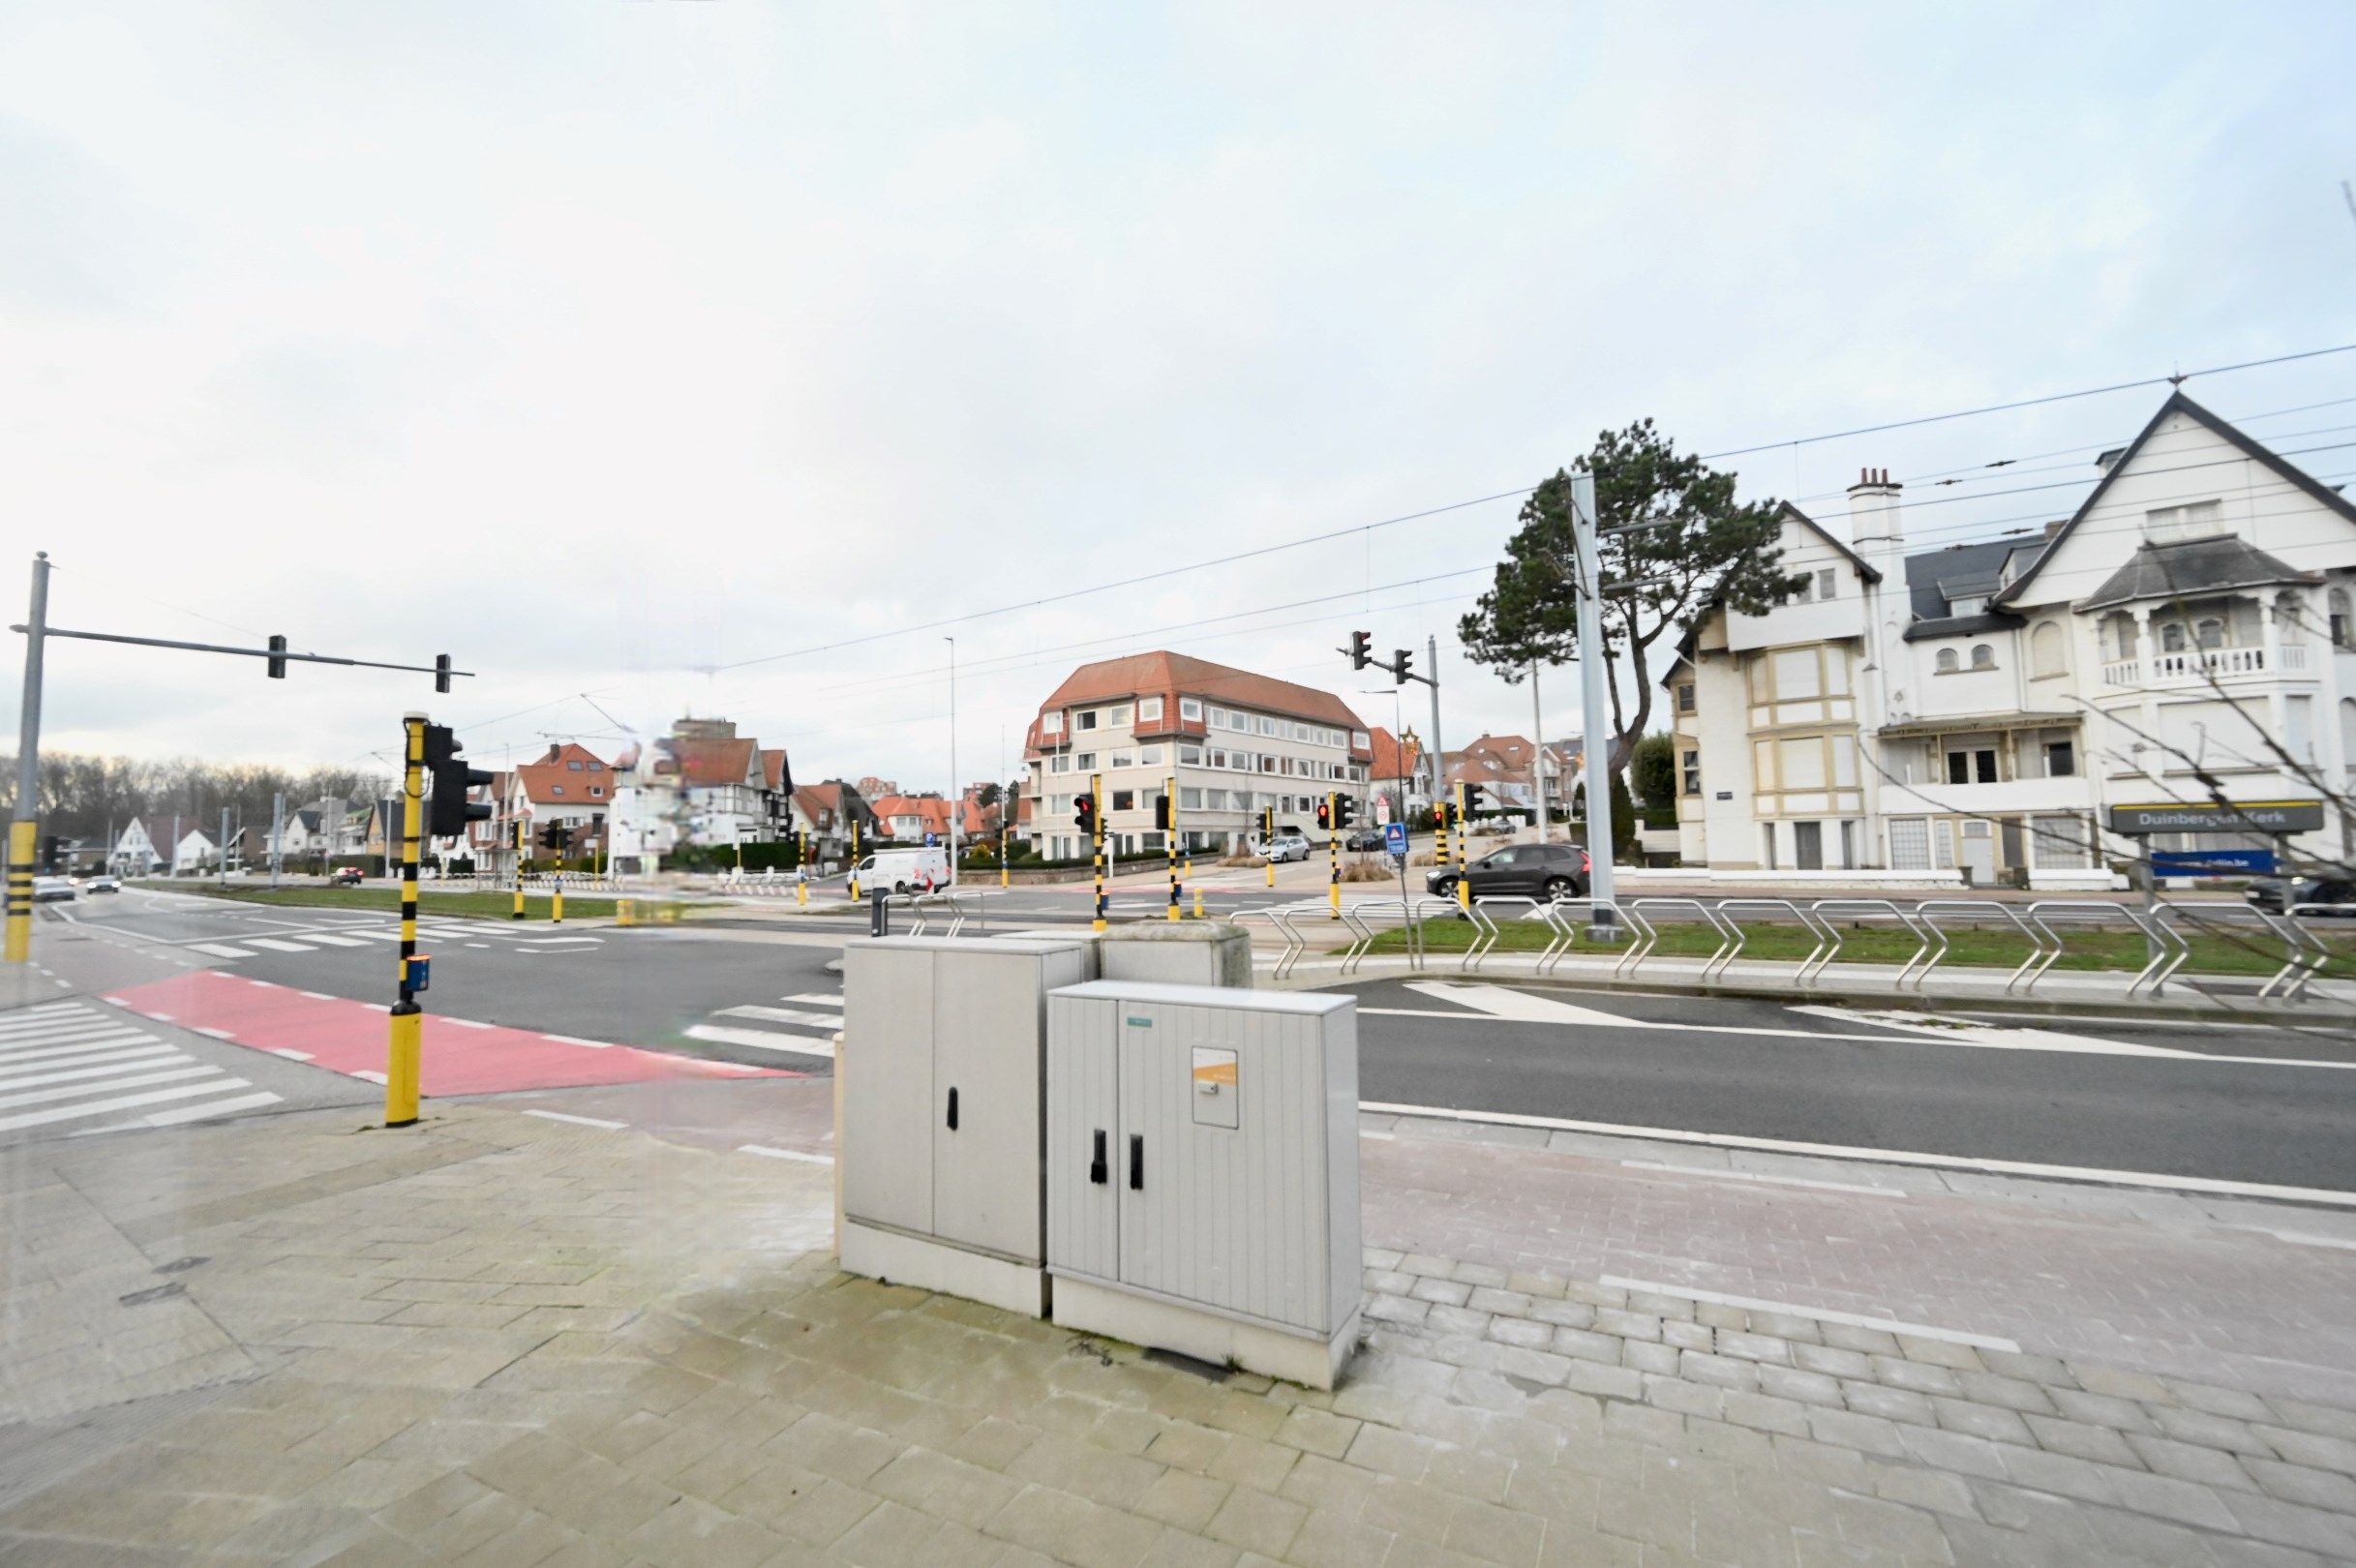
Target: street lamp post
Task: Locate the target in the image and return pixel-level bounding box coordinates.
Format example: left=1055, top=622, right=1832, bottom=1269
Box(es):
left=945, top=636, right=959, bottom=886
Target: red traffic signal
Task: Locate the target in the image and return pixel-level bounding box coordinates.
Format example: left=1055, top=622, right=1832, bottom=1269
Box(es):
left=1073, top=794, right=1097, bottom=832
left=1314, top=800, right=1331, bottom=830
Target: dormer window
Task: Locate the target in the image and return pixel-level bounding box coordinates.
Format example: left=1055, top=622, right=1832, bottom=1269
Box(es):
left=1948, top=596, right=1986, bottom=617
left=2146, top=500, right=2224, bottom=542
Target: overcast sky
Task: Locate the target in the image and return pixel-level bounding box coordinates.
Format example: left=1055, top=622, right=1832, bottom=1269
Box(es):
left=5, top=2, right=2352, bottom=793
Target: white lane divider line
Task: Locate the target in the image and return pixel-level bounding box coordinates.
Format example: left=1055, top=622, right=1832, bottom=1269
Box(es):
left=1599, top=1275, right=2019, bottom=1353
left=302, top=991, right=335, bottom=1001
left=1364, top=1098, right=2356, bottom=1209
left=738, top=1144, right=833, bottom=1164
left=524, top=1109, right=627, bottom=1130
left=1618, top=1160, right=1908, bottom=1198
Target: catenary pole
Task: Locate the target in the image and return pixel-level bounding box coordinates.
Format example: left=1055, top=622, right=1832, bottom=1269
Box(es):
left=1570, top=470, right=1618, bottom=937
left=1530, top=662, right=1547, bottom=843
left=5, top=554, right=48, bottom=964
left=1426, top=633, right=1447, bottom=884
left=945, top=636, right=959, bottom=887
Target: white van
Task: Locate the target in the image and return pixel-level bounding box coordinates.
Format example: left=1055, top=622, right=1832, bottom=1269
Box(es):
left=856, top=845, right=952, bottom=894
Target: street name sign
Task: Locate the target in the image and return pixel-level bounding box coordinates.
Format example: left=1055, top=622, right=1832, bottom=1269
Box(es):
left=2106, top=800, right=2323, bottom=835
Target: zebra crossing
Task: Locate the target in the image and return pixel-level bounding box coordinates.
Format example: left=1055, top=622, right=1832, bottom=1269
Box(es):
left=0, top=1001, right=282, bottom=1138
left=180, top=923, right=602, bottom=961
left=686, top=990, right=843, bottom=1060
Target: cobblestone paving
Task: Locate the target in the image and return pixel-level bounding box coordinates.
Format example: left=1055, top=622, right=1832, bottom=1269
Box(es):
left=1, top=1101, right=2352, bottom=1565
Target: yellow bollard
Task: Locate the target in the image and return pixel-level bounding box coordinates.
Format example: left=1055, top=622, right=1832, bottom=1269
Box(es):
left=796, top=879, right=807, bottom=908
left=385, top=1004, right=421, bottom=1127
left=618, top=898, right=636, bottom=927
left=1193, top=887, right=1204, bottom=920
left=4, top=819, right=34, bottom=964
left=551, top=878, right=563, bottom=924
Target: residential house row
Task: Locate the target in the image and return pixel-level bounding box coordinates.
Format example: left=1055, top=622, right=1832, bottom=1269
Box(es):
left=1665, top=392, right=2356, bottom=885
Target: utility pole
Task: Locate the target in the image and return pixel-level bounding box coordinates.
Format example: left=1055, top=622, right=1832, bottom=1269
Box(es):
left=1529, top=662, right=1547, bottom=843
left=270, top=792, right=284, bottom=890
left=5, top=554, right=48, bottom=963
left=945, top=635, right=959, bottom=887
left=219, top=806, right=229, bottom=889
left=1569, top=470, right=1619, bottom=938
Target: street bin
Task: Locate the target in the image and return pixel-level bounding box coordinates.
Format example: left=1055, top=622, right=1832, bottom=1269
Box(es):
left=838, top=934, right=1094, bottom=1316
left=1045, top=980, right=1361, bottom=1388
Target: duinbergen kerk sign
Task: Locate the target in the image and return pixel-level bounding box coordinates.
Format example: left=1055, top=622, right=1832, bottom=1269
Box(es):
left=2104, top=799, right=2324, bottom=836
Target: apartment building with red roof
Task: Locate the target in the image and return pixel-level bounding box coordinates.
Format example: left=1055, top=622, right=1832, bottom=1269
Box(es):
left=1018, top=651, right=1374, bottom=859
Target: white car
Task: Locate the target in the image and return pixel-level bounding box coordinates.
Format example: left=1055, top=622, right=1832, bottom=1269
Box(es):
left=31, top=876, right=76, bottom=903
left=83, top=874, right=121, bottom=893
left=1257, top=831, right=1314, bottom=863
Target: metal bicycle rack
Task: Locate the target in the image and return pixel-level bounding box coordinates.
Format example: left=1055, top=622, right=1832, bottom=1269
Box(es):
left=2017, top=900, right=2167, bottom=997
left=1620, top=897, right=1739, bottom=981
left=2264, top=903, right=2339, bottom=1003
left=1237, top=900, right=1330, bottom=980
left=1459, top=897, right=1521, bottom=970
left=1801, top=900, right=1933, bottom=989
left=1528, top=897, right=1652, bottom=977
left=2143, top=899, right=2291, bottom=1000
left=1906, top=900, right=2049, bottom=992
left=1699, top=899, right=1836, bottom=986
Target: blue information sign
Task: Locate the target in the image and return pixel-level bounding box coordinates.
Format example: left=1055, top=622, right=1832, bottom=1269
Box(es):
left=923, top=831, right=938, bottom=846
left=2151, top=848, right=2276, bottom=875
left=1383, top=822, right=1408, bottom=856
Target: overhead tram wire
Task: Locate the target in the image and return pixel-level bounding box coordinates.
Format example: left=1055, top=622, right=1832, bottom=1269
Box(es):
left=679, top=341, right=2356, bottom=678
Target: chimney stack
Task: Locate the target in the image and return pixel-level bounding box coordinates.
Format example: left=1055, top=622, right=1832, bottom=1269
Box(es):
left=1847, top=467, right=1904, bottom=554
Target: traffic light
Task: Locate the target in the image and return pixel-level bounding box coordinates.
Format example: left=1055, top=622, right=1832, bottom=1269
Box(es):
left=1073, top=794, right=1096, bottom=833
left=1314, top=800, right=1331, bottom=830
left=1153, top=796, right=1170, bottom=830
left=40, top=835, right=61, bottom=872
left=1392, top=648, right=1413, bottom=683
left=423, top=725, right=496, bottom=837
left=435, top=654, right=454, bottom=695
left=1346, top=631, right=1372, bottom=670
left=1463, top=782, right=1488, bottom=814
left=1335, top=796, right=1358, bottom=829
left=266, top=634, right=287, bottom=679
left=538, top=824, right=572, bottom=854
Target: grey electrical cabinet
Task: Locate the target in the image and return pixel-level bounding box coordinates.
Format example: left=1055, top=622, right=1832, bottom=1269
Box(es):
left=1046, top=980, right=1361, bottom=1388
left=840, top=935, right=1093, bottom=1316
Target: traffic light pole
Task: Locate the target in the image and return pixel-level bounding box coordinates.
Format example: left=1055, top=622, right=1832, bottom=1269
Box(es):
left=1326, top=791, right=1340, bottom=920
left=1454, top=783, right=1470, bottom=912
left=385, top=715, right=427, bottom=1128
left=5, top=554, right=49, bottom=966
left=849, top=818, right=861, bottom=900
left=1091, top=770, right=1106, bottom=934
left=512, top=817, right=526, bottom=920
left=1164, top=774, right=1179, bottom=923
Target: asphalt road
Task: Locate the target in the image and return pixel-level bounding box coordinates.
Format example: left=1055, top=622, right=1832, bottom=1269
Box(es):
left=45, top=886, right=2356, bottom=1193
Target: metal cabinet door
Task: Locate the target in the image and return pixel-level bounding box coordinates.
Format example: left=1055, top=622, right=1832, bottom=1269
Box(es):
left=1045, top=993, right=1120, bottom=1282
left=1117, top=1002, right=1329, bottom=1331
left=841, top=944, right=934, bottom=1236
left=932, top=950, right=1049, bottom=1263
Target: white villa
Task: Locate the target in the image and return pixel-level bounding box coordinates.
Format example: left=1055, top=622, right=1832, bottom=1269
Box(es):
left=1666, top=392, right=2356, bottom=885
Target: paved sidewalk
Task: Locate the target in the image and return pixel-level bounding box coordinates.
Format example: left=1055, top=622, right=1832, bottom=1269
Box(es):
left=2, top=1098, right=2353, bottom=1565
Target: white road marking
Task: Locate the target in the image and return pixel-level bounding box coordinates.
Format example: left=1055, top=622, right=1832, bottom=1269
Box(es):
left=0, top=1076, right=258, bottom=1132
left=1597, top=1276, right=2020, bottom=1353
left=1786, top=1004, right=2356, bottom=1070
left=780, top=993, right=845, bottom=1008
left=187, top=943, right=256, bottom=958
left=738, top=1143, right=833, bottom=1164
left=196, top=1027, right=235, bottom=1040
left=524, top=1109, right=626, bottom=1130
left=1618, top=1160, right=1907, bottom=1198
left=716, top=1006, right=846, bottom=1028
left=446, top=1018, right=494, bottom=1030
left=302, top=991, right=335, bottom=1000
left=685, top=1024, right=837, bottom=1056
left=0, top=1039, right=165, bottom=1069
left=541, top=1034, right=614, bottom=1049
left=353, top=1070, right=387, bottom=1083
left=137, top=1091, right=282, bottom=1126
left=521, top=938, right=601, bottom=948
left=270, top=1048, right=314, bottom=1061
left=0, top=1026, right=146, bottom=1053
left=303, top=933, right=368, bottom=948
left=0, top=1065, right=225, bottom=1112
left=2232, top=1225, right=2356, bottom=1252
left=240, top=938, right=316, bottom=953
left=0, top=1050, right=188, bottom=1091
left=1405, top=981, right=1646, bottom=1028
left=1363, top=1098, right=2356, bottom=1208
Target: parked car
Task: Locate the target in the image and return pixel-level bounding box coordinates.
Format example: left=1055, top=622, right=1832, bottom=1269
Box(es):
left=31, top=876, right=76, bottom=903
left=1468, top=817, right=1514, bottom=836
left=2246, top=876, right=2356, bottom=916
left=330, top=866, right=365, bottom=887
left=83, top=874, right=120, bottom=893
left=1256, top=831, right=1314, bottom=863
left=1427, top=842, right=1589, bottom=903
left=1344, top=829, right=1386, bottom=853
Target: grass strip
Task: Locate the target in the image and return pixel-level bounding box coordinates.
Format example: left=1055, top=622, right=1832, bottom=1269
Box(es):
left=155, top=884, right=623, bottom=921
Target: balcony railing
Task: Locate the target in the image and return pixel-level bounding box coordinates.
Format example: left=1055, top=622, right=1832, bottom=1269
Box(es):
left=2099, top=643, right=2310, bottom=687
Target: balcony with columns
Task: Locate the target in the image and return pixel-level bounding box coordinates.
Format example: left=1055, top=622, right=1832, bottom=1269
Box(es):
left=2096, top=589, right=2318, bottom=689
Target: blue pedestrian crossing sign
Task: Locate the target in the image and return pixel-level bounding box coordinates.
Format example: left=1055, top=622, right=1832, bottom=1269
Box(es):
left=923, top=831, right=938, bottom=846
left=1383, top=822, right=1408, bottom=856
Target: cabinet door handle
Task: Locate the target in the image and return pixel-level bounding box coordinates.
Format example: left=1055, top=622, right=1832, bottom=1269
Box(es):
left=946, top=1087, right=958, bottom=1131
left=1089, top=1130, right=1107, bottom=1185
left=1129, top=1133, right=1144, bottom=1191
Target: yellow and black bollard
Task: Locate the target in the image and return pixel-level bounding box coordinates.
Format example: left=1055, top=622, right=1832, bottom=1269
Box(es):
left=385, top=714, right=428, bottom=1127
left=2, top=820, right=32, bottom=965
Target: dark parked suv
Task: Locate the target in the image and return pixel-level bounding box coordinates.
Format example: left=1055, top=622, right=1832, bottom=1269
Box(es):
left=1427, top=842, right=1589, bottom=903
left=2246, top=876, right=2356, bottom=916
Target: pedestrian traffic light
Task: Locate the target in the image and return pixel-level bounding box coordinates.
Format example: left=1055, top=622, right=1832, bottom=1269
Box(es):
left=1463, top=782, right=1488, bottom=814
left=1392, top=648, right=1413, bottom=683
left=1074, top=794, right=1096, bottom=833
left=435, top=654, right=454, bottom=695
left=1315, top=800, right=1331, bottom=829
left=1335, top=796, right=1358, bottom=829
left=1347, top=631, right=1373, bottom=670
left=1153, top=796, right=1170, bottom=830
left=422, top=725, right=496, bottom=837
left=266, top=634, right=287, bottom=679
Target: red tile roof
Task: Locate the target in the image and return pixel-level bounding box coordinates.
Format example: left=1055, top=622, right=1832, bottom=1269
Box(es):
left=1367, top=727, right=1421, bottom=782
left=760, top=748, right=791, bottom=792
left=668, top=738, right=759, bottom=789
left=515, top=745, right=614, bottom=806
left=1025, top=651, right=1370, bottom=758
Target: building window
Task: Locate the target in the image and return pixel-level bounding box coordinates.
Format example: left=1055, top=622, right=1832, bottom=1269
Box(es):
left=1178, top=744, right=1202, bottom=765
left=589, top=785, right=605, bottom=798
left=1049, top=755, right=1071, bottom=775
left=566, top=760, right=583, bottom=770
left=1816, top=567, right=1837, bottom=600
left=549, top=786, right=564, bottom=797
left=1680, top=750, right=1701, bottom=795
left=1108, top=706, right=1130, bottom=726
left=2042, top=737, right=2075, bottom=778
left=1074, top=753, right=1096, bottom=771
left=2145, top=499, right=2223, bottom=542
left=1180, top=788, right=1203, bottom=809
left=2330, top=588, right=2352, bottom=650
left=2031, top=814, right=2094, bottom=869
left=1111, top=750, right=1133, bottom=769
left=2194, top=618, right=2224, bottom=650
left=1888, top=818, right=1931, bottom=871
left=1042, top=710, right=1062, bottom=735
left=1936, top=648, right=1958, bottom=674
left=1181, top=697, right=1203, bottom=721
left=1676, top=684, right=1696, bottom=714
left=1351, top=731, right=1370, bottom=750
left=1078, top=710, right=1098, bottom=730
left=1970, top=644, right=1995, bottom=670
left=1945, top=748, right=1998, bottom=785
left=1110, top=790, right=1135, bottom=812
left=1138, top=697, right=1163, bottom=722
